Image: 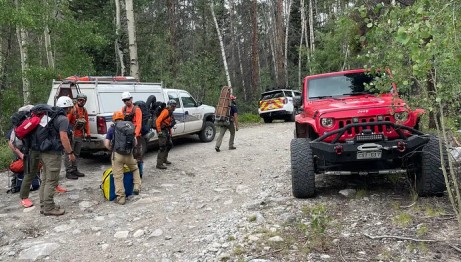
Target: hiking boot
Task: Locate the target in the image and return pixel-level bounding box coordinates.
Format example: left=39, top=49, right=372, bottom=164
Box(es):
left=215, top=147, right=220, bottom=152
left=164, top=160, right=172, bottom=165
left=66, top=172, right=78, bottom=180
left=55, top=185, right=68, bottom=193
left=133, top=189, right=140, bottom=195
left=21, top=198, right=33, bottom=208
left=229, top=146, right=237, bottom=150
left=115, top=196, right=126, bottom=205
left=40, top=205, right=60, bottom=214
left=42, top=207, right=65, bottom=216
left=74, top=170, right=85, bottom=177
left=156, top=164, right=167, bottom=170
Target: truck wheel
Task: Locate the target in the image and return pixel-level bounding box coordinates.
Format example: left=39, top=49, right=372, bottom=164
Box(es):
left=263, top=117, right=272, bottom=123
left=415, top=136, right=447, bottom=196
left=291, top=138, right=316, bottom=198
left=199, top=121, right=216, bottom=142
left=287, top=110, right=296, bottom=122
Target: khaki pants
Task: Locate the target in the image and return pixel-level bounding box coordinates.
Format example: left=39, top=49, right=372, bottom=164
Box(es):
left=111, top=152, right=142, bottom=197
left=20, top=150, right=41, bottom=200
left=64, top=136, right=83, bottom=173
left=215, top=121, right=235, bottom=148
left=39, top=151, right=62, bottom=211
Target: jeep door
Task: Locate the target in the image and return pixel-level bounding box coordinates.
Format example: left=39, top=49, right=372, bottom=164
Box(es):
left=179, top=91, right=203, bottom=133
left=166, top=91, right=185, bottom=135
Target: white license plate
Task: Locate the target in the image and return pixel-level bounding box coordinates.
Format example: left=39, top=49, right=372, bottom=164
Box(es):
left=357, top=151, right=382, bottom=159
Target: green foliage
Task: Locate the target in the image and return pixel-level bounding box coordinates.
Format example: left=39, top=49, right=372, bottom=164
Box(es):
left=392, top=212, right=413, bottom=227
left=0, top=140, right=13, bottom=171
left=238, top=113, right=260, bottom=124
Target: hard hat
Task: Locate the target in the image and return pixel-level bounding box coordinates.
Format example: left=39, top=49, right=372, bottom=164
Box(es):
left=230, top=95, right=236, bottom=100
left=76, top=93, right=87, bottom=100
left=112, top=111, right=124, bottom=121
left=121, top=92, right=132, bottom=100
left=56, top=96, right=74, bottom=108
left=167, top=99, right=177, bottom=106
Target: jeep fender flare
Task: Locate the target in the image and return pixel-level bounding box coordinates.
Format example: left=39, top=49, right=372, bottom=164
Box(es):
left=295, top=118, right=319, bottom=139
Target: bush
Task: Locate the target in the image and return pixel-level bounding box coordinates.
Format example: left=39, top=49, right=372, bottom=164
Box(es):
left=238, top=113, right=261, bottom=124
left=0, top=140, right=13, bottom=170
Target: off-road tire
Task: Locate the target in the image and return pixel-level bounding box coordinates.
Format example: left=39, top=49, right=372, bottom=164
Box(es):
left=415, top=136, right=447, bottom=196
left=263, top=117, right=273, bottom=123
left=199, top=121, right=216, bottom=142
left=291, top=138, right=316, bottom=198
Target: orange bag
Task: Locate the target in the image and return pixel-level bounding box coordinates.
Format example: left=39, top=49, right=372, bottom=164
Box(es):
left=9, top=159, right=24, bottom=173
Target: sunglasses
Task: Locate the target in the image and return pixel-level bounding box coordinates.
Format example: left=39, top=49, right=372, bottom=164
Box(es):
left=122, top=99, right=131, bottom=102
left=77, top=99, right=85, bottom=102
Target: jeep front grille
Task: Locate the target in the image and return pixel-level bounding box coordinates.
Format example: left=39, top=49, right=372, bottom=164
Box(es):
left=338, top=116, right=393, bottom=135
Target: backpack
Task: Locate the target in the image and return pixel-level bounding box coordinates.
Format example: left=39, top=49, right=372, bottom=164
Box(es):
left=112, top=121, right=135, bottom=155
left=100, top=167, right=134, bottom=201
left=133, top=101, right=150, bottom=135
left=7, top=173, right=40, bottom=194
left=29, top=106, right=66, bottom=152
left=71, top=106, right=88, bottom=131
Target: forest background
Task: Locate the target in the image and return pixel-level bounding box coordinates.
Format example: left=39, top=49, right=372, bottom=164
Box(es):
left=0, top=0, right=460, bottom=140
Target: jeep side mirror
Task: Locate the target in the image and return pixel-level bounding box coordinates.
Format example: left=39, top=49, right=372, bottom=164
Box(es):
left=293, top=96, right=302, bottom=107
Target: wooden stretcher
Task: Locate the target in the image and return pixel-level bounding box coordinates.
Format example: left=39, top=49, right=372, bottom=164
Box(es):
left=215, top=86, right=232, bottom=124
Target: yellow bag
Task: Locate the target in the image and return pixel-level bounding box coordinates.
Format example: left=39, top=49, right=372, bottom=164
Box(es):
left=100, top=166, right=134, bottom=201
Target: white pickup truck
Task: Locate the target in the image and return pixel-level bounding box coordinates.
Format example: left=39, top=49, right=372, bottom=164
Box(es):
left=47, top=76, right=216, bottom=154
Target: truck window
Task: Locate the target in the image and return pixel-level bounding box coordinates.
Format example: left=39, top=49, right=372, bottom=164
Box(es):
left=167, top=92, right=180, bottom=107
left=180, top=92, right=197, bottom=108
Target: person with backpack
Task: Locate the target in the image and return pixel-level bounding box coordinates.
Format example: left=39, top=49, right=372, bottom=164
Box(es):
left=215, top=95, right=239, bottom=152
left=29, top=96, right=75, bottom=216
left=104, top=111, right=142, bottom=205
left=155, top=99, right=177, bottom=169
left=65, top=93, right=90, bottom=180
left=120, top=92, right=145, bottom=174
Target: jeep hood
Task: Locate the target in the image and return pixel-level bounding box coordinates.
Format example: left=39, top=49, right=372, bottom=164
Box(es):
left=308, top=94, right=408, bottom=116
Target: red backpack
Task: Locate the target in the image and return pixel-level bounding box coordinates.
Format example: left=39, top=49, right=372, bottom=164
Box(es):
left=14, top=104, right=53, bottom=139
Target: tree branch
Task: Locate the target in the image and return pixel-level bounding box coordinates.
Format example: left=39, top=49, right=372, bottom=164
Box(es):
left=363, top=233, right=438, bottom=242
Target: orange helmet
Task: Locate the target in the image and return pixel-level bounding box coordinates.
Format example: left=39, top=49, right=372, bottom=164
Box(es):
left=112, top=111, right=124, bottom=121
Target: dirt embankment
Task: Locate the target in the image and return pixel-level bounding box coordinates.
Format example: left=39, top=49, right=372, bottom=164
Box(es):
left=0, top=122, right=460, bottom=261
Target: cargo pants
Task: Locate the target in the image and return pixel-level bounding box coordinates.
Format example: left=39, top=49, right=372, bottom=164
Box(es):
left=215, top=121, right=236, bottom=149
left=157, top=130, right=173, bottom=166
left=111, top=152, right=142, bottom=198
left=64, top=136, right=83, bottom=174
left=39, top=151, right=61, bottom=211
left=20, top=150, right=41, bottom=200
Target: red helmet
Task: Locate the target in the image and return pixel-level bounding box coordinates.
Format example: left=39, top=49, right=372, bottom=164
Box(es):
left=230, top=95, right=236, bottom=100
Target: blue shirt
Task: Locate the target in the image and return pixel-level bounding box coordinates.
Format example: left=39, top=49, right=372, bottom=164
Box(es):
left=105, top=126, right=115, bottom=140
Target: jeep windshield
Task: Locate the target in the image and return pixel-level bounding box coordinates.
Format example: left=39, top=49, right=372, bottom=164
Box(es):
left=307, top=72, right=377, bottom=99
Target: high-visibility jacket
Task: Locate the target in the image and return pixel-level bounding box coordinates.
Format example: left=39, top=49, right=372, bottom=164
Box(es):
left=67, top=105, right=90, bottom=138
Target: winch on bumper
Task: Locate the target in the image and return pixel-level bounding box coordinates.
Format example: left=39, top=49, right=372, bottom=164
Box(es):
left=309, top=121, right=430, bottom=163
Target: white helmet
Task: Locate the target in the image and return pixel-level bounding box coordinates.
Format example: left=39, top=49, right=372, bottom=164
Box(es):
left=121, top=92, right=132, bottom=100
left=56, top=96, right=73, bottom=108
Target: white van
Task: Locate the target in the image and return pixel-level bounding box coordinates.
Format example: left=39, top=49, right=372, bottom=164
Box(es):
left=47, top=76, right=216, bottom=154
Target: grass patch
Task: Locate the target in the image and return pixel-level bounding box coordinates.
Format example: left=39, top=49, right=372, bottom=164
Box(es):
left=356, top=188, right=368, bottom=198
left=0, top=140, right=14, bottom=170
left=424, top=206, right=445, bottom=217
left=227, top=235, right=236, bottom=241
left=247, top=215, right=257, bottom=222
left=392, top=212, right=413, bottom=227
left=416, top=224, right=428, bottom=237
left=238, top=113, right=261, bottom=124
left=232, top=246, right=245, bottom=256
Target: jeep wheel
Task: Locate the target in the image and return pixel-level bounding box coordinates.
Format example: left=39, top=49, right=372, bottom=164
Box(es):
left=291, top=138, right=316, bottom=198
left=414, top=136, right=447, bottom=196
left=263, top=117, right=273, bottom=123
left=199, top=121, right=216, bottom=142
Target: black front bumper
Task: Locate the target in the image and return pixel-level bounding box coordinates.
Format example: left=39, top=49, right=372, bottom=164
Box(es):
left=310, top=121, right=430, bottom=163
left=260, top=110, right=290, bottom=118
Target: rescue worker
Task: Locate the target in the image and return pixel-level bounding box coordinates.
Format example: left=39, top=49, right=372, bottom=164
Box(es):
left=120, top=91, right=144, bottom=174
left=104, top=111, right=142, bottom=205
left=215, top=95, right=239, bottom=152
left=65, top=93, right=90, bottom=179
left=33, top=96, right=75, bottom=216
left=155, top=99, right=176, bottom=169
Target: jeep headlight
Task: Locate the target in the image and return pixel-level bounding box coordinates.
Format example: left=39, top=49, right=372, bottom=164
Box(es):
left=394, top=111, right=409, bottom=122
left=321, top=118, right=334, bottom=128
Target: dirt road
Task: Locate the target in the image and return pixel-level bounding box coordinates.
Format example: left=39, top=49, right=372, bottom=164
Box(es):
left=0, top=122, right=460, bottom=261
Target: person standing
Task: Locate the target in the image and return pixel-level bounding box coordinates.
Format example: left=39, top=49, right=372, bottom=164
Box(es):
left=104, top=111, right=142, bottom=205
left=65, top=93, right=90, bottom=179
left=121, top=92, right=144, bottom=175
left=155, top=99, right=176, bottom=169
left=215, top=95, right=239, bottom=152
left=29, top=96, right=75, bottom=216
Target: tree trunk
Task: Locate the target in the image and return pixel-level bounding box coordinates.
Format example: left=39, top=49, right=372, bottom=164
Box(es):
left=167, top=0, right=177, bottom=78
left=275, top=0, right=286, bottom=88
left=15, top=0, right=30, bottom=105
left=44, top=25, right=54, bottom=69
left=298, top=0, right=306, bottom=87
left=308, top=0, right=315, bottom=52
left=284, top=0, right=292, bottom=88
left=229, top=0, right=246, bottom=100
left=115, top=0, right=125, bottom=76
left=251, top=0, right=260, bottom=100
left=210, top=2, right=231, bottom=87
left=125, top=0, right=139, bottom=80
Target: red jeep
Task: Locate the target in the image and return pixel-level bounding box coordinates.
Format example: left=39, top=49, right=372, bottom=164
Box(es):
left=291, top=69, right=446, bottom=198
